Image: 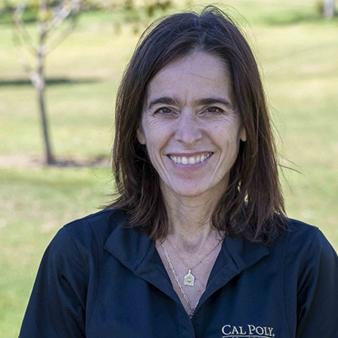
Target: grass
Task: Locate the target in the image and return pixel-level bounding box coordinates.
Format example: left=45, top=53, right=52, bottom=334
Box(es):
left=0, top=1, right=338, bottom=336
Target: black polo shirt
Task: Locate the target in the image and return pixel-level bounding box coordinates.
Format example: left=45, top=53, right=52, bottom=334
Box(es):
left=19, top=209, right=338, bottom=338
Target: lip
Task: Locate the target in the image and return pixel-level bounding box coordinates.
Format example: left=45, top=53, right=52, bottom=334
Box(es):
left=166, top=151, right=214, bottom=157
left=166, top=151, right=214, bottom=169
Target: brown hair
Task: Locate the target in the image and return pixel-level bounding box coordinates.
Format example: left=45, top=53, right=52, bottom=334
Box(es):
left=106, top=5, right=287, bottom=244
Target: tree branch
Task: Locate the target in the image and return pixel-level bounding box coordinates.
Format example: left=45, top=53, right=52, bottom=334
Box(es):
left=46, top=0, right=81, bottom=33
left=12, top=2, right=38, bottom=56
left=45, top=20, right=76, bottom=55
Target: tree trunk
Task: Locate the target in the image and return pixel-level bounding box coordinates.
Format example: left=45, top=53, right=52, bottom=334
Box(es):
left=36, top=64, right=55, bottom=165
left=323, top=0, right=336, bottom=18
left=36, top=0, right=55, bottom=165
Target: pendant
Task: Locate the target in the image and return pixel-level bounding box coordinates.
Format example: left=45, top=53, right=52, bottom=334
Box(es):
left=183, top=269, right=195, bottom=286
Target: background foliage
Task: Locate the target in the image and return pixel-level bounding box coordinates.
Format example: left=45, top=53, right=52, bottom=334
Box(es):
left=0, top=0, right=337, bottom=336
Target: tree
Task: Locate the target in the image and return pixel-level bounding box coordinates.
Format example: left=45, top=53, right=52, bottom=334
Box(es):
left=10, top=0, right=171, bottom=166
left=13, top=0, right=81, bottom=165
left=323, top=0, right=336, bottom=18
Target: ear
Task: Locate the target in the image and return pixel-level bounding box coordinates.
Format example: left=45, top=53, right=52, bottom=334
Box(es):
left=240, top=126, right=247, bottom=142
left=137, top=127, right=146, bottom=145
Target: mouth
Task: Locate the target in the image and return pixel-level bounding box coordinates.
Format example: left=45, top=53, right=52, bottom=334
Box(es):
left=167, top=152, right=214, bottom=165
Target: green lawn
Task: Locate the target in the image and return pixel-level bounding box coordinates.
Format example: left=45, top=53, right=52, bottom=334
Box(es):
left=0, top=1, right=338, bottom=336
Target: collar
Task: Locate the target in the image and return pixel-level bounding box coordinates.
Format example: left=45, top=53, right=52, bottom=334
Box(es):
left=104, top=211, right=180, bottom=303
left=104, top=210, right=270, bottom=309
left=197, top=233, right=270, bottom=309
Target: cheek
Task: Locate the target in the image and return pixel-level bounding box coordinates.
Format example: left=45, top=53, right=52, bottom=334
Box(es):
left=217, top=126, right=242, bottom=160
left=215, top=120, right=241, bottom=144
left=223, top=139, right=240, bottom=163
left=141, top=118, right=172, bottom=149
left=141, top=127, right=166, bottom=166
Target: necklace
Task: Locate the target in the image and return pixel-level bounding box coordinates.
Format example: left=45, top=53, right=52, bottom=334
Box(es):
left=164, top=237, right=223, bottom=287
left=161, top=243, right=197, bottom=318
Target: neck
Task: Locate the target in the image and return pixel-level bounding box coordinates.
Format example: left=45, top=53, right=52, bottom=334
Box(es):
left=161, top=185, right=225, bottom=253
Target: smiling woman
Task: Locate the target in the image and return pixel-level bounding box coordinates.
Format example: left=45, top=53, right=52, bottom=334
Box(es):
left=137, top=51, right=246, bottom=199
left=19, top=5, right=338, bottom=338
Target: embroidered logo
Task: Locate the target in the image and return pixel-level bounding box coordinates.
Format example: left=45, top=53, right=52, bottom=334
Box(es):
left=221, top=324, right=275, bottom=338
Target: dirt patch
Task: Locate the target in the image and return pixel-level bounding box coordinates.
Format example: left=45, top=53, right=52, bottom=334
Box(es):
left=0, top=154, right=110, bottom=168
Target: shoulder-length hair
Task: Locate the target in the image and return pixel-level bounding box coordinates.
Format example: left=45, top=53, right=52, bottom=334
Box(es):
left=106, top=5, right=287, bottom=244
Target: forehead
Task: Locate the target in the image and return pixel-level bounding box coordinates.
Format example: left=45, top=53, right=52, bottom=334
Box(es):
left=146, top=51, right=232, bottom=103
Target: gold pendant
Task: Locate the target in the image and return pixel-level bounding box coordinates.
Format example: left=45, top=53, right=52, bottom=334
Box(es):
left=183, top=269, right=195, bottom=286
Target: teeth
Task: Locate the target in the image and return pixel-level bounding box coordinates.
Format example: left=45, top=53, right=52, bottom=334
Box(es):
left=169, top=153, right=212, bottom=165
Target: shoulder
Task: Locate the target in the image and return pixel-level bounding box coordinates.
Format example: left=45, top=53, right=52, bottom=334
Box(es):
left=46, top=208, right=128, bottom=260
left=61, top=207, right=127, bottom=237
left=280, top=221, right=338, bottom=336
left=281, top=218, right=336, bottom=254
left=277, top=218, right=337, bottom=277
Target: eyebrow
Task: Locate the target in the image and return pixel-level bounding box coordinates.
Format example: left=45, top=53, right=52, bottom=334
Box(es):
left=146, top=96, right=232, bottom=110
left=147, top=97, right=178, bottom=110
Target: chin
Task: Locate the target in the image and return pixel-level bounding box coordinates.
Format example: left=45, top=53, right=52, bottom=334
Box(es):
left=169, top=184, right=214, bottom=198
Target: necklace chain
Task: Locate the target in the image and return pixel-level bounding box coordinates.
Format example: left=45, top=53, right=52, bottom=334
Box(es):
left=160, top=237, right=223, bottom=318
left=164, top=237, right=222, bottom=287
left=161, top=243, right=197, bottom=318
left=165, top=237, right=223, bottom=272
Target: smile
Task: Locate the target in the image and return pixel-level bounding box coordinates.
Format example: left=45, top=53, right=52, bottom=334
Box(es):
left=167, top=152, right=213, bottom=165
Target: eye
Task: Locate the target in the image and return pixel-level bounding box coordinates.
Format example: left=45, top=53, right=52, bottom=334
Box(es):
left=202, top=106, right=226, bottom=115
left=153, top=107, right=177, bottom=116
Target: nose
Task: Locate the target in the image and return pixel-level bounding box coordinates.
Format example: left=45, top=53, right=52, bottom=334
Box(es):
left=174, top=110, right=202, bottom=145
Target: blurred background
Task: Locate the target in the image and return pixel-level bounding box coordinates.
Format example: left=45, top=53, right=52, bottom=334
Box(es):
left=0, top=0, right=337, bottom=336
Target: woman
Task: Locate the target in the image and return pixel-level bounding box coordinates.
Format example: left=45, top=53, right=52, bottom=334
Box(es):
left=20, top=6, right=338, bottom=338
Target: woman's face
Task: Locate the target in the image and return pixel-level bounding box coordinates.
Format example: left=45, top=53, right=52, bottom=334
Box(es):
left=137, top=51, right=246, bottom=199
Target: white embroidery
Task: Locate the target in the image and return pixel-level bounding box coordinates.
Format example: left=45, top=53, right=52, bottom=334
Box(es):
left=221, top=324, right=275, bottom=338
